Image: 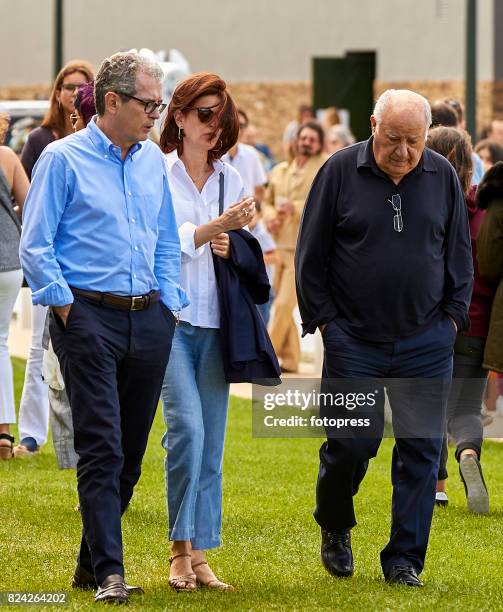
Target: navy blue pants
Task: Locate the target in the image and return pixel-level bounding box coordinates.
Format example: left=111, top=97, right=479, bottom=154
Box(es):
left=50, top=295, right=176, bottom=584
left=315, top=316, right=455, bottom=577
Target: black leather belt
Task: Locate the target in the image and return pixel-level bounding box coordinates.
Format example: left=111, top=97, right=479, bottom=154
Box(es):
left=70, top=287, right=160, bottom=311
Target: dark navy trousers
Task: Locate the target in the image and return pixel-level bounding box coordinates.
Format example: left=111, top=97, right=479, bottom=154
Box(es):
left=315, top=315, right=455, bottom=577
left=50, top=296, right=176, bottom=584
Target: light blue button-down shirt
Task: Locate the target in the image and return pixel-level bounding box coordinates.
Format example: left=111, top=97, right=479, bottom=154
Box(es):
left=20, top=118, right=188, bottom=310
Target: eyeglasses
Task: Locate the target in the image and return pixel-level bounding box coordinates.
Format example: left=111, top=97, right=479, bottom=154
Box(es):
left=61, top=83, right=81, bottom=93
left=70, top=113, right=79, bottom=126
left=117, top=92, right=167, bottom=115
left=387, top=194, right=403, bottom=232
left=185, top=104, right=220, bottom=123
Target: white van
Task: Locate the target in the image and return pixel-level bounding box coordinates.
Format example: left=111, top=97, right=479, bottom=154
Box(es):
left=0, top=100, right=50, bottom=153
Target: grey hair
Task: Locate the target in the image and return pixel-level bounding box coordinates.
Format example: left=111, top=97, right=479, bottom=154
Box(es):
left=373, top=89, right=432, bottom=128
left=94, top=52, right=163, bottom=116
left=328, top=124, right=356, bottom=147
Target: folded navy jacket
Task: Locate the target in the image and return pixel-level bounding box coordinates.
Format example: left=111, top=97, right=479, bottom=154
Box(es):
left=213, top=228, right=281, bottom=385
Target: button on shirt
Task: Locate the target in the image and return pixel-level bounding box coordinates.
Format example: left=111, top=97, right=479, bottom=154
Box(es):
left=166, top=151, right=244, bottom=328
left=20, top=118, right=187, bottom=310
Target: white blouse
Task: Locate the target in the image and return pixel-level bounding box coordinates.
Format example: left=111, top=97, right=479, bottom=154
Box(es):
left=165, top=151, right=244, bottom=328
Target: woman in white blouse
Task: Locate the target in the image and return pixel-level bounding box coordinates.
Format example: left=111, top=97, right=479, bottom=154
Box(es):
left=159, top=73, right=254, bottom=592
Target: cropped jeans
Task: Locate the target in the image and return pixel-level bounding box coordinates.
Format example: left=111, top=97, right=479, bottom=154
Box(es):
left=161, top=322, right=229, bottom=550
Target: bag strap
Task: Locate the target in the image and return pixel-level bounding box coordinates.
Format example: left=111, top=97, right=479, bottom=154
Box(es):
left=0, top=169, right=21, bottom=235
left=218, top=171, right=224, bottom=216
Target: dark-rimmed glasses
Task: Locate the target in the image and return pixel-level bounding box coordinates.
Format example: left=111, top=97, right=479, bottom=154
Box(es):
left=117, top=92, right=167, bottom=115
left=387, top=194, right=403, bottom=232
left=61, top=83, right=81, bottom=93
left=185, top=104, right=220, bottom=124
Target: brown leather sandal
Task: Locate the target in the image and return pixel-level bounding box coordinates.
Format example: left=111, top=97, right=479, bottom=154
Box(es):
left=168, top=553, right=197, bottom=592
left=192, top=560, right=234, bottom=591
left=0, top=433, right=14, bottom=460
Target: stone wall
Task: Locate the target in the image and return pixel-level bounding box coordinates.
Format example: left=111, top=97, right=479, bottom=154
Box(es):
left=228, top=81, right=311, bottom=161
left=230, top=79, right=501, bottom=155
left=0, top=85, right=51, bottom=100
left=2, top=79, right=503, bottom=158
left=375, top=80, right=496, bottom=140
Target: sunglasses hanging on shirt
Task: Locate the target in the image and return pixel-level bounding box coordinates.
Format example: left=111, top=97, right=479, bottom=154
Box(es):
left=387, top=194, right=403, bottom=232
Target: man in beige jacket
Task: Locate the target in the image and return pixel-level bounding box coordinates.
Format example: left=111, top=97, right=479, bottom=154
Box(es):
left=264, top=121, right=328, bottom=372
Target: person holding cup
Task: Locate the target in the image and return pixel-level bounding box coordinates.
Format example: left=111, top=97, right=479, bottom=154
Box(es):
left=264, top=121, right=328, bottom=373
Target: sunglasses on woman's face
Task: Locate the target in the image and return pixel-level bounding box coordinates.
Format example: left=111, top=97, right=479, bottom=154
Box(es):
left=186, top=104, right=220, bottom=123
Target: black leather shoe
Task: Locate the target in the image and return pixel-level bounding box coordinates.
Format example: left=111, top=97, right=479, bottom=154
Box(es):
left=321, top=529, right=354, bottom=577
left=73, top=566, right=144, bottom=596
left=72, top=565, right=98, bottom=590
left=386, top=565, right=423, bottom=587
left=95, top=575, right=129, bottom=604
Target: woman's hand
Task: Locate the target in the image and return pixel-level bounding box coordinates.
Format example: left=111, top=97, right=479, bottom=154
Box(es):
left=211, top=233, right=230, bottom=259
left=218, top=197, right=255, bottom=231
left=193, top=197, right=255, bottom=250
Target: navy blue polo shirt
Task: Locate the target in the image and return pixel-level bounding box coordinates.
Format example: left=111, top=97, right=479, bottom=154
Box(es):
left=295, top=137, right=473, bottom=342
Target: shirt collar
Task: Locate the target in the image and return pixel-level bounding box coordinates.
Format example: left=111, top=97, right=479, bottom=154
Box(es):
left=357, top=136, right=438, bottom=177
left=87, top=116, right=142, bottom=160
left=165, top=149, right=224, bottom=175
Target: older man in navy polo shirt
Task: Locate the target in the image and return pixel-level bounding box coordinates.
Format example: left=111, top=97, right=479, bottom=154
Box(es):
left=20, top=52, right=187, bottom=603
left=296, top=90, right=473, bottom=587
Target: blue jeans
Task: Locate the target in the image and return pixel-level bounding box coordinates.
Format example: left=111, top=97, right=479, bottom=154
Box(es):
left=161, top=322, right=229, bottom=549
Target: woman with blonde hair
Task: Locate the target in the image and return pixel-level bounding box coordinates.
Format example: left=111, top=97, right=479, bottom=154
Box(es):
left=14, top=60, right=94, bottom=459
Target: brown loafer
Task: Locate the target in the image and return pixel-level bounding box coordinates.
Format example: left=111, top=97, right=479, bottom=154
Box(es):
left=73, top=566, right=144, bottom=596
left=72, top=565, right=98, bottom=590
left=95, top=574, right=129, bottom=604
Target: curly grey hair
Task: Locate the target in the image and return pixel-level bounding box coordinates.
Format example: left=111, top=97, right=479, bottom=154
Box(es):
left=94, top=52, right=163, bottom=116
left=373, top=89, right=432, bottom=130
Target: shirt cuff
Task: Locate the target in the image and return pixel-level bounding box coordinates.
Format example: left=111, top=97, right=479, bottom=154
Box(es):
left=160, top=285, right=190, bottom=311
left=31, top=278, right=74, bottom=307
left=443, top=306, right=470, bottom=334
left=179, top=222, right=205, bottom=261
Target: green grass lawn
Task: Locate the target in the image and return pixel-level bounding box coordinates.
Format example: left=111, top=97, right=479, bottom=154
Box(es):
left=1, top=357, right=502, bottom=610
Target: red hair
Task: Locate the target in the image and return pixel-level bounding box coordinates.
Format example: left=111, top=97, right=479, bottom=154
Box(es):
left=160, top=72, right=239, bottom=163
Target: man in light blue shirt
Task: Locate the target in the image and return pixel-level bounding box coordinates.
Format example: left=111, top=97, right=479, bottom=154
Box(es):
left=20, top=52, right=186, bottom=604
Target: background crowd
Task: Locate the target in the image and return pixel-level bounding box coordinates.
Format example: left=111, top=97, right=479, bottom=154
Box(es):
left=2, top=57, right=503, bottom=476
left=0, top=53, right=503, bottom=597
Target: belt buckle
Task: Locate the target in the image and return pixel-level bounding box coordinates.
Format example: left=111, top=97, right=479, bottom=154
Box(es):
left=130, top=295, right=145, bottom=311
